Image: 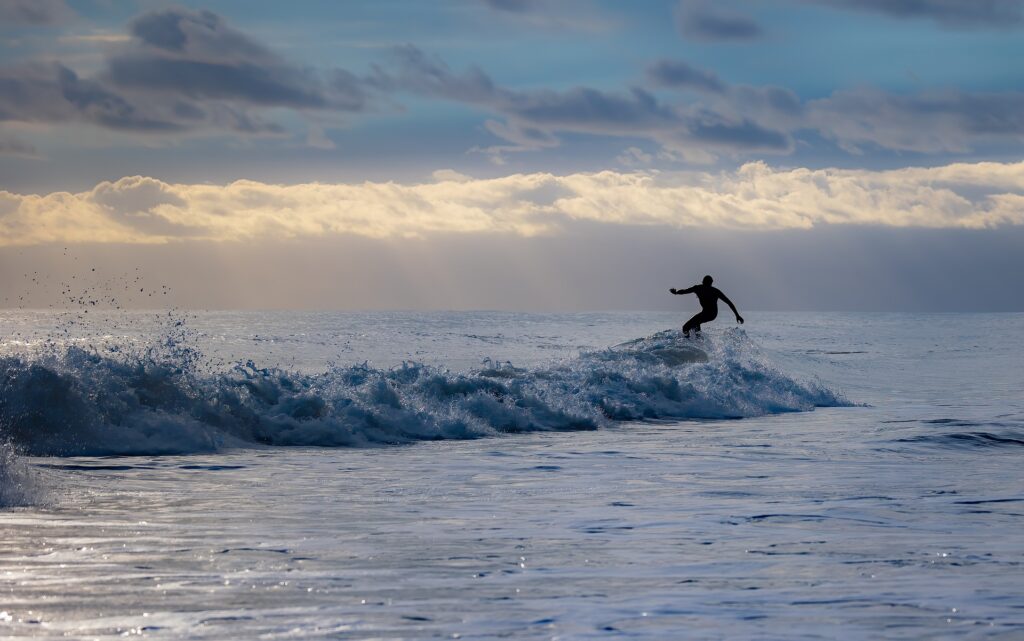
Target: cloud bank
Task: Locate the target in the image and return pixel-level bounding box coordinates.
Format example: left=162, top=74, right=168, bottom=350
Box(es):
left=3, top=161, right=1024, bottom=246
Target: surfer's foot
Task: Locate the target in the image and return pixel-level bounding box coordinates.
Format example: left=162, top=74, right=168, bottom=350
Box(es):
left=682, top=330, right=690, bottom=338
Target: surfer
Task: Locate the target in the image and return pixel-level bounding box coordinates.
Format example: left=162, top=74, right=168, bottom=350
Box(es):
left=670, top=275, right=743, bottom=338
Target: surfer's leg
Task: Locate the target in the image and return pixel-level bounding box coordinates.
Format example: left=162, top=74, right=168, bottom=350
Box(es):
left=686, top=310, right=715, bottom=337
left=683, top=312, right=703, bottom=337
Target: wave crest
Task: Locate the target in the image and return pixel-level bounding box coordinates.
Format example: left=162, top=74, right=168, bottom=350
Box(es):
left=0, top=329, right=848, bottom=456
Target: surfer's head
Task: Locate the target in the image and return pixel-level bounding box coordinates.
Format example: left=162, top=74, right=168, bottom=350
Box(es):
left=702, top=275, right=713, bottom=286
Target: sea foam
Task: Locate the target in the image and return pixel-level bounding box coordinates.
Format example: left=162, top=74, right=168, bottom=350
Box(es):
left=0, top=440, right=45, bottom=507
left=0, top=328, right=847, bottom=457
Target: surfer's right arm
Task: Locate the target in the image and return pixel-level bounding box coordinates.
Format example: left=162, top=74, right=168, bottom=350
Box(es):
left=670, top=286, right=695, bottom=295
left=718, top=291, right=744, bottom=324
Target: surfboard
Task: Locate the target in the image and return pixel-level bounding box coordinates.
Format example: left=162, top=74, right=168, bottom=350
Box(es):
left=608, top=329, right=708, bottom=365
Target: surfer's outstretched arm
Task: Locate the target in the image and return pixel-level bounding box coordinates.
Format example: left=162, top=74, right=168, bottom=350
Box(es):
left=719, top=292, right=744, bottom=324
left=670, top=286, right=695, bottom=295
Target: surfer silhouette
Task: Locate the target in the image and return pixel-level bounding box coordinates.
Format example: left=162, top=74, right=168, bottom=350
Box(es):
left=670, top=275, right=743, bottom=338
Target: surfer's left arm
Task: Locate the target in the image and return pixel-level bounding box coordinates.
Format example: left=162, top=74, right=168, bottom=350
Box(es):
left=670, top=286, right=695, bottom=295
left=720, top=292, right=744, bottom=324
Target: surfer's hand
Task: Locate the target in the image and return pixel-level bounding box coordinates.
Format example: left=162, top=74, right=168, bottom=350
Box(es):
left=670, top=288, right=677, bottom=295
left=736, top=315, right=744, bottom=324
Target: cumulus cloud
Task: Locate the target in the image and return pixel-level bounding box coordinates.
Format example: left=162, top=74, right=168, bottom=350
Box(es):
left=2, top=161, right=1023, bottom=246
left=675, top=1, right=762, bottom=41
left=808, top=0, right=1024, bottom=29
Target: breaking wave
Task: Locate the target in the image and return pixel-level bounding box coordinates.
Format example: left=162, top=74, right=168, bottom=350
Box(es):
left=0, top=440, right=46, bottom=507
left=0, top=328, right=848, bottom=457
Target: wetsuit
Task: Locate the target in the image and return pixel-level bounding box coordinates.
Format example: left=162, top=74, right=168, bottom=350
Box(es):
left=683, top=284, right=723, bottom=333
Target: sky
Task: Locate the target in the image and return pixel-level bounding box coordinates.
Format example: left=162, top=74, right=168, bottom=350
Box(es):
left=1, top=0, right=1023, bottom=311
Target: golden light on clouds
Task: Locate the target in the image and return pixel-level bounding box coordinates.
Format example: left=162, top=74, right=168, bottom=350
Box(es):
left=2, top=161, right=1024, bottom=246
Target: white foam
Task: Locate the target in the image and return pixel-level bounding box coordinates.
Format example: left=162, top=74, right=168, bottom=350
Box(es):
left=0, top=328, right=848, bottom=457
left=0, top=441, right=45, bottom=507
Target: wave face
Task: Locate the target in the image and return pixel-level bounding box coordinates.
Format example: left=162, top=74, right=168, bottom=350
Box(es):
left=0, top=329, right=848, bottom=457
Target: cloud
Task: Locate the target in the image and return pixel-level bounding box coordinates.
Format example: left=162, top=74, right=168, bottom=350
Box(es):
left=432, top=169, right=473, bottom=182
left=482, top=0, right=536, bottom=12
left=382, top=46, right=1024, bottom=161
left=0, top=7, right=378, bottom=139
left=105, top=8, right=371, bottom=111
left=0, top=62, right=185, bottom=132
left=58, top=33, right=131, bottom=44
left=643, top=57, right=1024, bottom=157
left=2, top=160, right=1023, bottom=246
left=0, top=133, right=37, bottom=157
left=808, top=88, right=1024, bottom=153
left=646, top=58, right=802, bottom=121
left=617, top=147, right=654, bottom=167
left=4, top=5, right=1021, bottom=162
left=478, top=0, right=615, bottom=31
left=89, top=175, right=197, bottom=236
left=386, top=45, right=791, bottom=159
left=0, top=0, right=73, bottom=25
left=647, top=59, right=727, bottom=94
left=675, top=1, right=762, bottom=41
left=808, top=0, right=1024, bottom=29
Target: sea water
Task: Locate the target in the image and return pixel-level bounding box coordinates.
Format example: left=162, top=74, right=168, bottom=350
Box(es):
left=0, top=311, right=1022, bottom=639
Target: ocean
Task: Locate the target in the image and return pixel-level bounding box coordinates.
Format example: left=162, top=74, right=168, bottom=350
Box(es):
left=1, top=310, right=1022, bottom=639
